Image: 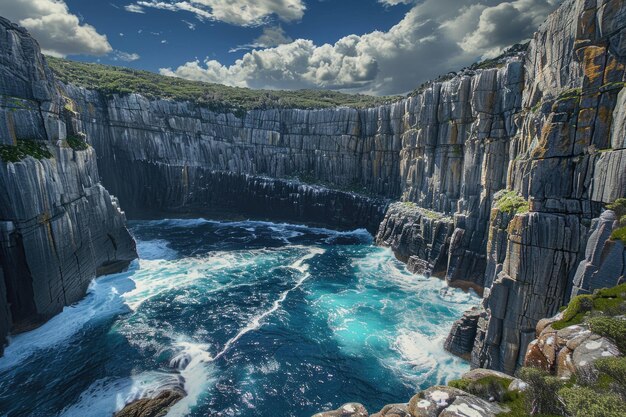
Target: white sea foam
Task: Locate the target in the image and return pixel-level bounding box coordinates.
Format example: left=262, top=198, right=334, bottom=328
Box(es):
left=212, top=247, right=325, bottom=361
left=136, top=239, right=178, bottom=260
left=0, top=269, right=137, bottom=371
left=59, top=371, right=184, bottom=417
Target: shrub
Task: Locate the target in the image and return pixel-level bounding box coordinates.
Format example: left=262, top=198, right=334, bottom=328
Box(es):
left=552, top=294, right=594, bottom=329
left=449, top=375, right=513, bottom=402
left=495, top=190, right=530, bottom=215
left=587, top=316, right=626, bottom=352
left=594, top=357, right=626, bottom=393
left=0, top=139, right=52, bottom=162
left=518, top=367, right=567, bottom=416
left=559, top=386, right=626, bottom=417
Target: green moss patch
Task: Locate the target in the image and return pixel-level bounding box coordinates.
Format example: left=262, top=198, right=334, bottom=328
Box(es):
left=0, top=140, right=52, bottom=162
left=551, top=284, right=626, bottom=330
left=494, top=190, right=530, bottom=215
left=66, top=135, right=89, bottom=151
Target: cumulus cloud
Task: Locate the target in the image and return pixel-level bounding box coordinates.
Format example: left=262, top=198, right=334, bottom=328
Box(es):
left=229, top=26, right=293, bottom=53
left=129, top=0, right=306, bottom=26
left=460, top=0, right=559, bottom=58
left=124, top=4, right=146, bottom=13
left=114, top=50, right=141, bottom=61
left=160, top=0, right=559, bottom=94
left=378, top=0, right=414, bottom=6
left=1, top=0, right=112, bottom=57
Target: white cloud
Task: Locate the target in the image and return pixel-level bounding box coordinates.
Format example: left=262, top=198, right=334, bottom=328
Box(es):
left=124, top=4, right=146, bottom=13
left=114, top=50, right=141, bottom=61
left=378, top=0, right=413, bottom=6
left=182, top=19, right=196, bottom=30
left=130, top=0, right=306, bottom=26
left=161, top=0, right=559, bottom=95
left=460, top=0, right=559, bottom=58
left=229, top=26, right=292, bottom=53
left=1, top=0, right=112, bottom=57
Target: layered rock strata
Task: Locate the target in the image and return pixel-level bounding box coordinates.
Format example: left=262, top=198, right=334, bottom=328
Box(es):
left=0, top=17, right=136, bottom=354
left=472, top=0, right=626, bottom=374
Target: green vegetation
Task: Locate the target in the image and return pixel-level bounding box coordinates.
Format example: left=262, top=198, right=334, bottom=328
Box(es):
left=66, top=134, right=89, bottom=151
left=551, top=283, right=626, bottom=330
left=449, top=375, right=515, bottom=403
left=588, top=316, right=626, bottom=352
left=557, top=88, right=582, bottom=101
left=47, top=56, right=400, bottom=113
left=607, top=199, right=626, bottom=242
left=0, top=139, right=52, bottom=162
left=495, top=190, right=530, bottom=215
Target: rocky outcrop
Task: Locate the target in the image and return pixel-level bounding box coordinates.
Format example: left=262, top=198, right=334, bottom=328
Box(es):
left=376, top=203, right=454, bottom=278
left=114, top=388, right=185, bottom=417
left=524, top=312, right=622, bottom=379
left=313, top=403, right=369, bottom=417
left=571, top=210, right=625, bottom=296
left=0, top=17, right=136, bottom=354
left=444, top=307, right=482, bottom=360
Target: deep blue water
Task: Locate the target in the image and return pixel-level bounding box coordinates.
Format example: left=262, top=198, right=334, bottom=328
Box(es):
left=0, top=220, right=477, bottom=417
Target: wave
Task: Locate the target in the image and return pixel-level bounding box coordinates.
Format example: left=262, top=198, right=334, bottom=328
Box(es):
left=136, top=239, right=178, bottom=260
left=0, top=269, right=137, bottom=371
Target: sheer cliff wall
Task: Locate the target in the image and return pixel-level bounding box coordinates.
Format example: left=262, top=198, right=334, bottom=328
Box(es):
left=0, top=17, right=136, bottom=354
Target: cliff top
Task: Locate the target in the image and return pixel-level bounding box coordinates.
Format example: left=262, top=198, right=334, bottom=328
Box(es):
left=47, top=56, right=402, bottom=112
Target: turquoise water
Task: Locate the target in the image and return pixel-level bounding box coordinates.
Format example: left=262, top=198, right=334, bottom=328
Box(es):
left=0, top=219, right=478, bottom=417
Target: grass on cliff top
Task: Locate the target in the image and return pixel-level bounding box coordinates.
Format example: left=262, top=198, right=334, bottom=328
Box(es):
left=47, top=56, right=401, bottom=113
left=0, top=139, right=52, bottom=162
left=494, top=190, right=530, bottom=215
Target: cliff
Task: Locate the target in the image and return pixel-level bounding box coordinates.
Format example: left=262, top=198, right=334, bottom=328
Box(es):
left=0, top=17, right=136, bottom=354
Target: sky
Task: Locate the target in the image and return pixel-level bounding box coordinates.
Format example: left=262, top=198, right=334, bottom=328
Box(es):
left=0, top=0, right=562, bottom=95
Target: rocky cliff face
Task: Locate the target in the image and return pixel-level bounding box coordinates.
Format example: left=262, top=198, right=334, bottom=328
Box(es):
left=0, top=17, right=136, bottom=354
left=471, top=0, right=626, bottom=374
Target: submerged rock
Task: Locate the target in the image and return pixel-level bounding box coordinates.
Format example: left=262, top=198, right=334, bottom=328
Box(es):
left=312, top=402, right=369, bottom=417
left=114, top=389, right=185, bottom=417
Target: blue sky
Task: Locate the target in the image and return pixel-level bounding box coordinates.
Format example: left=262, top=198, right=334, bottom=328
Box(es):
left=75, top=1, right=413, bottom=72
left=1, top=0, right=561, bottom=94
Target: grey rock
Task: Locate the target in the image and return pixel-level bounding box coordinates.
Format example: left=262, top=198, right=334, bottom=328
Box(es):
left=0, top=17, right=137, bottom=354
left=445, top=307, right=482, bottom=359
left=312, top=403, right=368, bottom=417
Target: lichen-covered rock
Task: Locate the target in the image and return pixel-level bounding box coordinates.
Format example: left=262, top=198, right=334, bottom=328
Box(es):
left=312, top=403, right=368, bottom=417
left=408, top=386, right=505, bottom=417
left=370, top=404, right=410, bottom=417
left=114, top=388, right=185, bottom=417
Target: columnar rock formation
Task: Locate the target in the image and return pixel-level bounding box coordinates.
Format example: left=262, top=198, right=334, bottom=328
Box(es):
left=471, top=0, right=626, bottom=374
left=0, top=17, right=136, bottom=354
